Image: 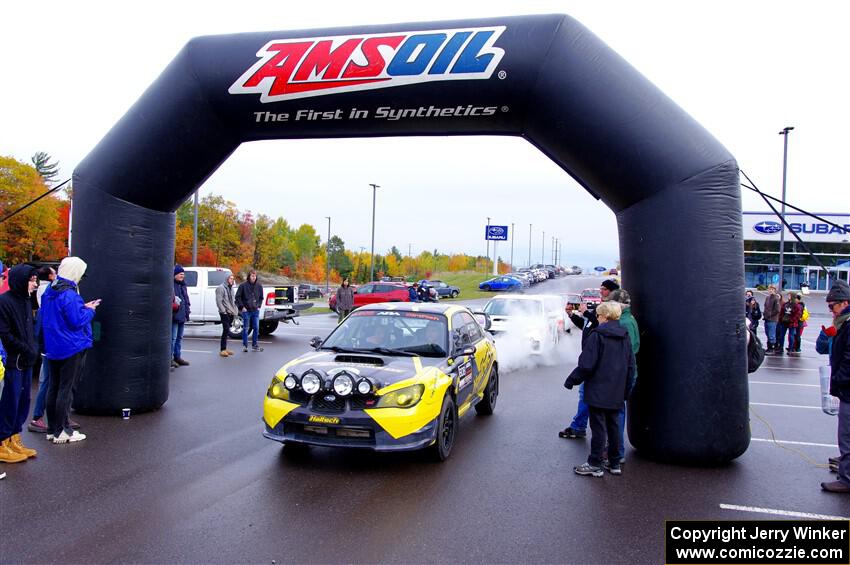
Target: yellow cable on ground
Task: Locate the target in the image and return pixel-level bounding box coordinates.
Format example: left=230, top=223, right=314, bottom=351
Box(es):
left=749, top=405, right=832, bottom=469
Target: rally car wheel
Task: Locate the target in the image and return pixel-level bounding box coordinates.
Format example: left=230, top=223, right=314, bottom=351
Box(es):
left=430, top=394, right=457, bottom=462
left=475, top=365, right=498, bottom=416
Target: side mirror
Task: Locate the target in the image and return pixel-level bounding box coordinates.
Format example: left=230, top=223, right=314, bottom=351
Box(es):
left=309, top=336, right=323, bottom=349
left=471, top=311, right=492, bottom=331
left=453, top=346, right=476, bottom=358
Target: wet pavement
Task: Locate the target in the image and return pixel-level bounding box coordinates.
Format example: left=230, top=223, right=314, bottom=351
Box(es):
left=2, top=276, right=846, bottom=564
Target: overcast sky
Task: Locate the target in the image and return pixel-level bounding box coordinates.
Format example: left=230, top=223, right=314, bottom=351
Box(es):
left=2, top=1, right=847, bottom=269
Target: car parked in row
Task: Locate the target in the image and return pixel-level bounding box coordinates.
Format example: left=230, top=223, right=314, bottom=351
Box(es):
left=419, top=279, right=461, bottom=298
left=298, top=283, right=326, bottom=299
left=479, top=276, right=523, bottom=292
left=328, top=282, right=409, bottom=312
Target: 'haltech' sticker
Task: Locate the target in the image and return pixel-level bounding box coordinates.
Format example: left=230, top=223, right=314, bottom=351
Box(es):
left=308, top=415, right=340, bottom=424
left=229, top=27, right=506, bottom=102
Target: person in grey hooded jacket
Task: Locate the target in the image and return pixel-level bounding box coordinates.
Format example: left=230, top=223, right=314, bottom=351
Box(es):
left=215, top=274, right=239, bottom=357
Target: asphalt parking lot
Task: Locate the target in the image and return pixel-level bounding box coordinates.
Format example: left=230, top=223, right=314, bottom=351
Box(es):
left=2, top=276, right=846, bottom=564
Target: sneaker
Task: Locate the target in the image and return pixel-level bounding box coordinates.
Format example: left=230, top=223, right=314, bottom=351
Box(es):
left=0, top=471, right=5, bottom=480
left=28, top=417, right=48, bottom=433
left=252, top=346, right=264, bottom=352
left=243, top=346, right=249, bottom=353
left=225, top=350, right=234, bottom=356
left=53, top=430, right=86, bottom=444
left=830, top=464, right=838, bottom=473
left=821, top=480, right=850, bottom=494
left=558, top=427, right=586, bottom=439
left=174, top=358, right=190, bottom=366
left=45, top=434, right=54, bottom=441
left=574, top=462, right=604, bottom=477
left=220, top=350, right=229, bottom=357
left=603, top=460, right=622, bottom=475
left=829, top=456, right=840, bottom=466
left=171, top=360, right=179, bottom=368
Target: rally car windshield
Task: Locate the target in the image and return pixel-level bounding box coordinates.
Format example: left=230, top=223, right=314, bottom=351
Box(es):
left=322, top=310, right=449, bottom=357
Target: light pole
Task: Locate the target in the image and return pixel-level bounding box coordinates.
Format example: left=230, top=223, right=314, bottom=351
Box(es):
left=192, top=190, right=199, bottom=266
left=510, top=222, right=515, bottom=270
left=325, top=216, right=331, bottom=294
left=369, top=183, right=380, bottom=282
left=778, top=127, right=794, bottom=291
left=541, top=231, right=545, bottom=264
left=528, top=223, right=532, bottom=267
left=486, top=216, right=491, bottom=272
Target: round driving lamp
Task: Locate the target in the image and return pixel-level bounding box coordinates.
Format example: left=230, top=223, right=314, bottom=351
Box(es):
left=333, top=373, right=354, bottom=396
left=283, top=374, right=298, bottom=390
left=356, top=379, right=372, bottom=395
left=301, top=372, right=322, bottom=395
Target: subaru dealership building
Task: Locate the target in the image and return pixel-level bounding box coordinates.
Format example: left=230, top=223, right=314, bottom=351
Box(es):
left=744, top=212, right=850, bottom=290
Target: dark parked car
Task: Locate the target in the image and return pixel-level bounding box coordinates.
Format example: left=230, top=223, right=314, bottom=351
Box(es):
left=419, top=279, right=460, bottom=298
left=298, top=283, right=326, bottom=299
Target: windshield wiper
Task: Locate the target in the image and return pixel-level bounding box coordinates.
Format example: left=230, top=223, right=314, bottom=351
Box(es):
left=320, top=345, right=365, bottom=354
left=359, top=347, right=417, bottom=357
left=396, top=344, right=447, bottom=357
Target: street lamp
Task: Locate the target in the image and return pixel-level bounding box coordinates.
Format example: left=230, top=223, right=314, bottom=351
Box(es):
left=192, top=190, right=199, bottom=266
left=369, top=183, right=380, bottom=282
left=778, top=126, right=794, bottom=291
left=486, top=216, right=491, bottom=272
left=510, top=222, right=515, bottom=270
left=528, top=223, right=532, bottom=267
left=325, top=216, right=331, bottom=294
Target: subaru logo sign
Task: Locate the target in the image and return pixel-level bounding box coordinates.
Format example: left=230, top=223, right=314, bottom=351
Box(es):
left=753, top=221, right=782, bottom=235
left=484, top=225, right=509, bottom=240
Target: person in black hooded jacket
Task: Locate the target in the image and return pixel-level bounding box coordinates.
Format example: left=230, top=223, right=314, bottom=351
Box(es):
left=564, top=301, right=635, bottom=477
left=0, top=265, right=40, bottom=463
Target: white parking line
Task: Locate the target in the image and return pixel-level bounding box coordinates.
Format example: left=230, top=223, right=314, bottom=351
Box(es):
left=749, top=381, right=818, bottom=388
left=751, top=437, right=837, bottom=448
left=759, top=366, right=817, bottom=371
left=719, top=504, right=847, bottom=521
left=751, top=402, right=821, bottom=410
left=181, top=349, right=213, bottom=354
left=184, top=337, right=272, bottom=344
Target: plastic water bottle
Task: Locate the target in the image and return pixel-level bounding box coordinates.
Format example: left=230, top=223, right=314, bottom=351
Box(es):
left=820, top=366, right=839, bottom=416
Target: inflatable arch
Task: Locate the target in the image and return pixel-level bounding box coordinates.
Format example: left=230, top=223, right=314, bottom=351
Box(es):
left=72, top=14, right=747, bottom=463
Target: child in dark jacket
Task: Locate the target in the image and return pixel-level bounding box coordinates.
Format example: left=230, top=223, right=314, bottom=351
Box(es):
left=564, top=301, right=635, bottom=477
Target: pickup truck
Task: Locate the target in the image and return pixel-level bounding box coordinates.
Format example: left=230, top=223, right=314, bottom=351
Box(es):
left=182, top=267, right=312, bottom=337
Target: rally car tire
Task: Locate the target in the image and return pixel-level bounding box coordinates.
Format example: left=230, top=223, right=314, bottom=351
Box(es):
left=430, top=394, right=457, bottom=462
left=475, top=365, right=498, bottom=416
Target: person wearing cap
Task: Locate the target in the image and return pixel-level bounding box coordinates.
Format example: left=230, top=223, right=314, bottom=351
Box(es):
left=41, top=257, right=99, bottom=444
left=172, top=265, right=191, bottom=366
left=560, top=278, right=620, bottom=439
left=821, top=280, right=850, bottom=494
left=0, top=265, right=39, bottom=463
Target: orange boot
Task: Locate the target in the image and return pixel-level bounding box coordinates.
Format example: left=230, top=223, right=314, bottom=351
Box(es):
left=0, top=438, right=28, bottom=463
left=10, top=433, right=37, bottom=458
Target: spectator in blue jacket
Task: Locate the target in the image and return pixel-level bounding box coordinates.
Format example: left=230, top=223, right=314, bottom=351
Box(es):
left=41, top=257, right=99, bottom=444
left=172, top=265, right=191, bottom=366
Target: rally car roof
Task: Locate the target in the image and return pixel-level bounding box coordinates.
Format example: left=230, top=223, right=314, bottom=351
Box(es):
left=357, top=302, right=470, bottom=316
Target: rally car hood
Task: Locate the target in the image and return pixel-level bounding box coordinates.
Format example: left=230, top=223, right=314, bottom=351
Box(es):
left=283, top=350, right=447, bottom=388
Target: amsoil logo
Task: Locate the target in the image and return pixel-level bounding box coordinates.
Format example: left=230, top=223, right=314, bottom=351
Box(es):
left=228, top=27, right=506, bottom=102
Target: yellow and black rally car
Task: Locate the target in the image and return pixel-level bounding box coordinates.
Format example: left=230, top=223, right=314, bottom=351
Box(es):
left=263, top=302, right=498, bottom=461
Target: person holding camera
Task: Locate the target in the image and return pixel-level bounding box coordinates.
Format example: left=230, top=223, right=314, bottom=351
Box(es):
left=560, top=279, right=619, bottom=439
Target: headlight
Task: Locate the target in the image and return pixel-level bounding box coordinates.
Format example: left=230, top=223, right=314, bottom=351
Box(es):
left=333, top=373, right=354, bottom=396
left=267, top=376, right=289, bottom=400
left=283, top=374, right=298, bottom=390
left=375, top=384, right=425, bottom=408
left=356, top=379, right=372, bottom=395
left=301, top=372, right=322, bottom=395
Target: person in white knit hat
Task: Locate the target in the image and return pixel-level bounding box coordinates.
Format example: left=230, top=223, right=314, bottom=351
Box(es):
left=41, top=257, right=100, bottom=444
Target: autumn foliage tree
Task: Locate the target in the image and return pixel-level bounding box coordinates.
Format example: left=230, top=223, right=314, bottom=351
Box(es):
left=0, top=155, right=67, bottom=264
